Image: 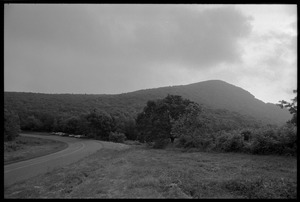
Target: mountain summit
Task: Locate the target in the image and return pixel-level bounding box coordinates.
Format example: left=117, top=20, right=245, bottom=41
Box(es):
left=120, top=80, right=291, bottom=125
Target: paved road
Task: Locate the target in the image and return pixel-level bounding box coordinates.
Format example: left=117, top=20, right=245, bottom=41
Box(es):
left=4, top=133, right=103, bottom=187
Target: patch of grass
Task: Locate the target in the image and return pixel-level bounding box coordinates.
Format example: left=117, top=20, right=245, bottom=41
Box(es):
left=224, top=176, right=297, bottom=198
left=128, top=176, right=160, bottom=189
left=4, top=135, right=68, bottom=165
left=4, top=145, right=297, bottom=199
left=4, top=142, right=24, bottom=152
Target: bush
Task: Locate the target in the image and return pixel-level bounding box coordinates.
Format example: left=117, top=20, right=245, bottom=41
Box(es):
left=215, top=130, right=244, bottom=152
left=242, top=142, right=252, bottom=154
left=211, top=126, right=297, bottom=156
left=276, top=124, right=297, bottom=156
left=109, top=132, right=126, bottom=143
left=153, top=138, right=169, bottom=149
left=176, top=131, right=214, bottom=151
left=177, top=135, right=199, bottom=149
left=4, top=142, right=23, bottom=152
left=86, top=110, right=116, bottom=141
left=241, top=129, right=252, bottom=142
left=250, top=128, right=281, bottom=155
left=21, top=115, right=43, bottom=131
left=173, top=124, right=296, bottom=156
left=4, top=109, right=21, bottom=141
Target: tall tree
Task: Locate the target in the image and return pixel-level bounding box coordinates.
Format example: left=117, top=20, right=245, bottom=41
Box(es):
left=64, top=116, right=81, bottom=134
left=277, top=90, right=297, bottom=126
left=22, top=115, right=43, bottom=131
left=85, top=110, right=116, bottom=140
left=136, top=94, right=197, bottom=144
left=4, top=109, right=21, bottom=141
left=171, top=102, right=203, bottom=140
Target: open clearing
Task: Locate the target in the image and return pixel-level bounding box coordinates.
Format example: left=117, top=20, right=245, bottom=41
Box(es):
left=4, top=144, right=297, bottom=199
left=4, top=135, right=68, bottom=165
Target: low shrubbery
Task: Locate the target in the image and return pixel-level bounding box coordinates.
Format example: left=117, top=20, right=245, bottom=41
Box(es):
left=176, top=131, right=215, bottom=152
left=276, top=124, right=297, bottom=155
left=4, top=135, right=54, bottom=153
left=153, top=138, right=170, bottom=149
left=109, top=132, right=127, bottom=143
left=250, top=128, right=280, bottom=155
left=4, top=142, right=23, bottom=152
left=4, top=109, right=21, bottom=141
left=249, top=124, right=297, bottom=156
left=215, top=130, right=244, bottom=152
left=174, top=123, right=296, bottom=156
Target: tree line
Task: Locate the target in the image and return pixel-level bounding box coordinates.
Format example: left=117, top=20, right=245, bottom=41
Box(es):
left=135, top=94, right=297, bottom=155
left=4, top=92, right=296, bottom=156
left=4, top=108, right=137, bottom=143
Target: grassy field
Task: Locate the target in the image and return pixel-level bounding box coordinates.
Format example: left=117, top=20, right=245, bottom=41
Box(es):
left=4, top=135, right=68, bottom=165
left=4, top=143, right=297, bottom=199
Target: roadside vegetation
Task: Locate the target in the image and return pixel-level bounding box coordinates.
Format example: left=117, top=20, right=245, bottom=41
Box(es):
left=4, top=135, right=68, bottom=165
left=4, top=108, right=21, bottom=141
left=4, top=144, right=296, bottom=199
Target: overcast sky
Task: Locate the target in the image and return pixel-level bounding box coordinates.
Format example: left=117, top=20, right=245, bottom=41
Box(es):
left=4, top=4, right=297, bottom=104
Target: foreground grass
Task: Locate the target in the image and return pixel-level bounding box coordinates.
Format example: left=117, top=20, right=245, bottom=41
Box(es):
left=4, top=135, right=68, bottom=165
left=4, top=144, right=297, bottom=199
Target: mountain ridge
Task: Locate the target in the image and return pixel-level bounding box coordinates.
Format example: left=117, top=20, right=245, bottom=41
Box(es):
left=4, top=80, right=291, bottom=125
left=122, top=80, right=255, bottom=99
left=116, top=80, right=291, bottom=125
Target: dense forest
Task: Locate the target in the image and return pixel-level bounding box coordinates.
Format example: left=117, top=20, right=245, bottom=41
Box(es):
left=4, top=80, right=296, bottom=156
left=4, top=91, right=265, bottom=140
left=135, top=94, right=296, bottom=156
left=4, top=80, right=291, bottom=126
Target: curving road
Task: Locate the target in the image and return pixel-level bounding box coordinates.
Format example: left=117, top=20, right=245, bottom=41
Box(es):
left=4, top=133, right=103, bottom=187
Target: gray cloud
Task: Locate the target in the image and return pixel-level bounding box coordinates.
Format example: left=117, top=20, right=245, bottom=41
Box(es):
left=94, top=5, right=253, bottom=68
left=5, top=5, right=253, bottom=69
left=5, top=4, right=112, bottom=55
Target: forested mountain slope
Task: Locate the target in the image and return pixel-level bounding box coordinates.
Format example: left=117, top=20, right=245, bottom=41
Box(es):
left=4, top=80, right=291, bottom=126
left=122, top=80, right=291, bottom=125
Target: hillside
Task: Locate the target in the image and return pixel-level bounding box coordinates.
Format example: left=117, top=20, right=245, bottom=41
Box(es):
left=121, top=80, right=291, bottom=125
left=4, top=80, right=291, bottom=126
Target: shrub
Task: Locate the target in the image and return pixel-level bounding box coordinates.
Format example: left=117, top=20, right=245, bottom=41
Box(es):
left=215, top=130, right=244, bottom=152
left=4, top=109, right=21, bottom=141
left=241, top=129, right=252, bottom=142
left=86, top=110, right=116, bottom=141
left=4, top=142, right=23, bottom=152
left=174, top=124, right=296, bottom=156
left=153, top=138, right=169, bottom=149
left=250, top=127, right=281, bottom=155
left=276, top=124, right=297, bottom=156
left=242, top=142, right=252, bottom=154
left=109, top=132, right=126, bottom=143
left=175, top=130, right=215, bottom=152
left=177, top=135, right=198, bottom=149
